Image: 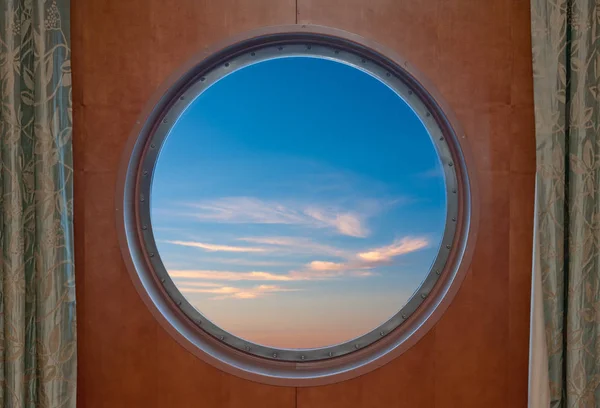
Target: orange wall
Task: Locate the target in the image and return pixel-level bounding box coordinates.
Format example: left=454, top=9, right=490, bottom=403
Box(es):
left=72, top=0, right=535, bottom=407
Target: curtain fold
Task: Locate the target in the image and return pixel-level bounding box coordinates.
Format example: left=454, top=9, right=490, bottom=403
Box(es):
left=530, top=0, right=600, bottom=406
left=0, top=1, right=76, bottom=407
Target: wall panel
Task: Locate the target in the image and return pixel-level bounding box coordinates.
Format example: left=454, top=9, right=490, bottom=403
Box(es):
left=296, top=1, right=535, bottom=407
left=73, top=0, right=535, bottom=406
left=72, top=1, right=297, bottom=407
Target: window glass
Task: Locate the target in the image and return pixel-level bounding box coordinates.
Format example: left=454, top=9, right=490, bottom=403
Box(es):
left=150, top=56, right=446, bottom=350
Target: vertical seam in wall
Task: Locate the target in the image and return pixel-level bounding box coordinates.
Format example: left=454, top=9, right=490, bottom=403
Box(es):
left=295, top=0, right=298, bottom=24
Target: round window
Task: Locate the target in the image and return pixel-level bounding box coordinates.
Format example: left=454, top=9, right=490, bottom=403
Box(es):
left=117, top=25, right=477, bottom=385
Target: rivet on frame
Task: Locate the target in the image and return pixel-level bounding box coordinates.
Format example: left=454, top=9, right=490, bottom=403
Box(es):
left=177, top=300, right=181, bottom=306
left=200, top=77, right=206, bottom=82
left=142, top=225, right=147, bottom=230
left=449, top=162, right=454, bottom=167
left=180, top=96, right=185, bottom=101
left=361, top=58, right=366, bottom=63
left=421, top=293, right=427, bottom=299
left=160, top=278, right=165, bottom=283
left=440, top=137, right=444, bottom=142
left=446, top=245, right=451, bottom=249
left=162, top=119, right=167, bottom=124
left=272, top=353, right=278, bottom=358
left=278, top=46, right=283, bottom=51
left=140, top=194, right=145, bottom=202
left=251, top=52, right=256, bottom=56
left=220, top=335, right=225, bottom=340
left=301, top=355, right=306, bottom=360
left=334, top=50, right=340, bottom=55
left=245, top=346, right=251, bottom=351
left=436, top=269, right=441, bottom=275
left=380, top=331, right=385, bottom=336
left=354, top=344, right=360, bottom=349
left=328, top=351, right=333, bottom=357
left=224, top=62, right=230, bottom=67
left=386, top=72, right=391, bottom=77
left=149, top=252, right=154, bottom=257
left=143, top=170, right=148, bottom=176
left=197, top=320, right=202, bottom=325
left=426, top=112, right=431, bottom=117
left=408, top=90, right=413, bottom=95
left=452, top=189, right=457, bottom=194
left=306, top=45, right=312, bottom=50
left=452, top=217, right=457, bottom=222
left=150, top=144, right=155, bottom=149
left=402, top=313, right=407, bottom=319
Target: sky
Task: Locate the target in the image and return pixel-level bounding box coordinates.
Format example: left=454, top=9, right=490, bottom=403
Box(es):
left=150, top=56, right=447, bottom=350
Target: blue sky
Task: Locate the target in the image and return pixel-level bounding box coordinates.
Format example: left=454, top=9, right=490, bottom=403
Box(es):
left=151, top=56, right=446, bottom=349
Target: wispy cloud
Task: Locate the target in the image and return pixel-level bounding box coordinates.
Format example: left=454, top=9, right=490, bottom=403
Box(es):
left=165, top=240, right=265, bottom=253
left=237, top=236, right=350, bottom=258
left=178, top=284, right=301, bottom=300
left=170, top=270, right=295, bottom=281
left=417, top=167, right=444, bottom=179
left=185, top=197, right=369, bottom=237
left=169, top=266, right=374, bottom=282
left=165, top=237, right=349, bottom=258
left=357, top=237, right=429, bottom=262
left=202, top=257, right=294, bottom=267
left=304, top=207, right=368, bottom=237
left=304, top=237, right=430, bottom=273
left=288, top=269, right=376, bottom=280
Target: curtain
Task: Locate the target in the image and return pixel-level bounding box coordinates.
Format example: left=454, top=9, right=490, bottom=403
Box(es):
left=0, top=1, right=76, bottom=407
left=530, top=0, right=600, bottom=406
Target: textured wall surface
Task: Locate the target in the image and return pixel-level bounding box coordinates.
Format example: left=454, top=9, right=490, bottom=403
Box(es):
left=72, top=0, right=535, bottom=406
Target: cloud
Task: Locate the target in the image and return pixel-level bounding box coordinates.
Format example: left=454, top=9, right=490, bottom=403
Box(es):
left=202, top=257, right=294, bottom=267
left=358, top=237, right=429, bottom=262
left=304, top=237, right=430, bottom=273
left=178, top=284, right=300, bottom=300
left=307, top=261, right=349, bottom=271
left=417, top=167, right=444, bottom=179
left=185, top=197, right=369, bottom=237
left=304, top=208, right=368, bottom=237
left=237, top=236, right=350, bottom=258
left=173, top=281, right=222, bottom=288
left=169, top=266, right=374, bottom=282
left=166, top=237, right=350, bottom=258
left=170, top=270, right=295, bottom=281
left=288, top=269, right=376, bottom=280
left=165, top=240, right=266, bottom=253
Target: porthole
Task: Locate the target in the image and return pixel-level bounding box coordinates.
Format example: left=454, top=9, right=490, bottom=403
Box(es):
left=117, top=25, right=477, bottom=385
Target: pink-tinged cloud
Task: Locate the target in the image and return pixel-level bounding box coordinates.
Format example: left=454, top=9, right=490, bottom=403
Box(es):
left=170, top=270, right=295, bottom=281
left=169, top=267, right=374, bottom=282
left=185, top=197, right=370, bottom=237
left=165, top=240, right=266, bottom=253
left=305, top=237, right=430, bottom=273
left=179, top=284, right=301, bottom=300
left=358, top=237, right=429, bottom=262
left=308, top=261, right=349, bottom=271
left=202, top=257, right=294, bottom=267
left=303, top=207, right=368, bottom=237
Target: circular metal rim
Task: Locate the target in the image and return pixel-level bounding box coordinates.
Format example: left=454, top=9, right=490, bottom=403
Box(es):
left=140, top=43, right=459, bottom=363
left=116, top=24, right=479, bottom=386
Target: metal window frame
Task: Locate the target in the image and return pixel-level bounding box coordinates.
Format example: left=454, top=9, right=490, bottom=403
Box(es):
left=116, top=24, right=479, bottom=386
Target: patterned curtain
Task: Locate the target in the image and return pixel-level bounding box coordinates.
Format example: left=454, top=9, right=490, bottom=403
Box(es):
left=531, top=0, right=600, bottom=406
left=0, top=1, right=76, bottom=407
